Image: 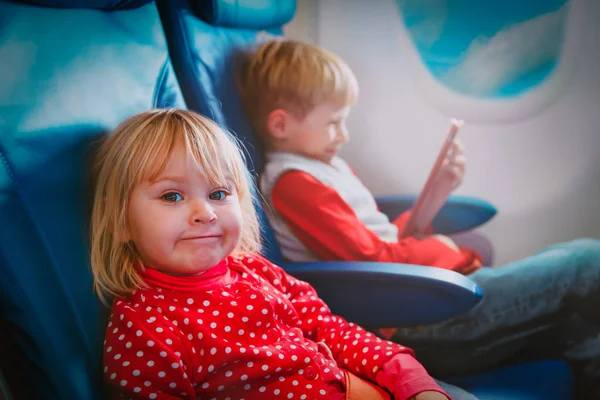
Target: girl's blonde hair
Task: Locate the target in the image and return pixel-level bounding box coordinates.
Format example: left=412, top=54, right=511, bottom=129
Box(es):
left=237, top=38, right=359, bottom=143
left=90, top=109, right=261, bottom=303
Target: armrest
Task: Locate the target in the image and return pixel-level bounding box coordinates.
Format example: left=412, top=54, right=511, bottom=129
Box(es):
left=282, top=261, right=483, bottom=327
left=375, top=194, right=497, bottom=234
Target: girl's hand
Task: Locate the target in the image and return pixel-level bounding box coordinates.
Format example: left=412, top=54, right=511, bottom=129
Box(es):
left=410, top=391, right=450, bottom=400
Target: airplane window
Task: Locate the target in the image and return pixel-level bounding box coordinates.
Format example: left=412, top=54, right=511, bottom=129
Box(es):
left=395, top=0, right=584, bottom=122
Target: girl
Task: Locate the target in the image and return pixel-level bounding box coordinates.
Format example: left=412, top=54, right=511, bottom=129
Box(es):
left=90, top=109, right=462, bottom=400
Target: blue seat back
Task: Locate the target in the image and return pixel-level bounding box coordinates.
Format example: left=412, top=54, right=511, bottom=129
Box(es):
left=0, top=1, right=185, bottom=398
left=157, top=0, right=296, bottom=264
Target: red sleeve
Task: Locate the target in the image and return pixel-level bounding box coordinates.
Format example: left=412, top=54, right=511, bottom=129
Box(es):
left=271, top=170, right=477, bottom=273
left=103, top=300, right=196, bottom=399
left=243, top=254, right=446, bottom=399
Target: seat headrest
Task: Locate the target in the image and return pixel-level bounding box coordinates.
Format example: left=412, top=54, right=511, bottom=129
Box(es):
left=18, top=0, right=153, bottom=10
left=193, top=0, right=295, bottom=29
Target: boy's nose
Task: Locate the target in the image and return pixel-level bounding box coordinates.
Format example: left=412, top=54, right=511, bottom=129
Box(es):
left=336, top=126, right=349, bottom=143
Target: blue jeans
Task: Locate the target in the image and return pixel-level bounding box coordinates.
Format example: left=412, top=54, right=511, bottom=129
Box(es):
left=392, top=238, right=600, bottom=378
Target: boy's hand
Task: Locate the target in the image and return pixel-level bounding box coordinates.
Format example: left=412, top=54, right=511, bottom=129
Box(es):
left=431, top=234, right=459, bottom=252
left=409, top=391, right=450, bottom=400
left=437, top=139, right=465, bottom=191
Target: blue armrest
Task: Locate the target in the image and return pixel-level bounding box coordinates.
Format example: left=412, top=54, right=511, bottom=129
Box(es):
left=282, top=261, right=483, bottom=327
left=375, top=194, right=497, bottom=234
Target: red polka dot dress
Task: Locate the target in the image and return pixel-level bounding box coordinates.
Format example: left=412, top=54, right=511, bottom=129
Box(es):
left=103, top=254, right=447, bottom=399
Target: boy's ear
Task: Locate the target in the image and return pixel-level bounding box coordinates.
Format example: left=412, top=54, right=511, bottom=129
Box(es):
left=267, top=109, right=292, bottom=140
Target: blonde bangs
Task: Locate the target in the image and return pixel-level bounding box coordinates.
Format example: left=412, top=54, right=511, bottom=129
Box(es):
left=90, top=109, right=261, bottom=304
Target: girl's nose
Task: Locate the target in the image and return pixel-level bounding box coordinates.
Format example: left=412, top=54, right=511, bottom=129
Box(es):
left=190, top=201, right=217, bottom=224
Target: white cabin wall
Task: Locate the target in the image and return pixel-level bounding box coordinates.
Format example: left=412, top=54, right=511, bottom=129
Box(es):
left=284, top=0, right=600, bottom=266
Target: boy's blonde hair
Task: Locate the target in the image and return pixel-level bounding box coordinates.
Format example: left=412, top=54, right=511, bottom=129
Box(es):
left=238, top=38, right=359, bottom=143
left=90, top=109, right=261, bottom=303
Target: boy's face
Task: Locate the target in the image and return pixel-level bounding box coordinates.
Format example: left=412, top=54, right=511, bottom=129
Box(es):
left=126, top=143, right=243, bottom=276
left=281, top=101, right=351, bottom=164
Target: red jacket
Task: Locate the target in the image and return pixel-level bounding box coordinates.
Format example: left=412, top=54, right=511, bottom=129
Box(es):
left=271, top=170, right=481, bottom=275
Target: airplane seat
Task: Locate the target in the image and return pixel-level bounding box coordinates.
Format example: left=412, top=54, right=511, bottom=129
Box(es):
left=0, top=0, right=185, bottom=398
left=156, top=0, right=574, bottom=398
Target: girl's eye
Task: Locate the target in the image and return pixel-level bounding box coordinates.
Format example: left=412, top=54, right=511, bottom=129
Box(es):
left=209, top=190, right=228, bottom=201
left=162, top=192, right=182, bottom=202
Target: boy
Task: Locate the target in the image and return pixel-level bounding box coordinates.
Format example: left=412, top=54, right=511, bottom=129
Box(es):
left=238, top=38, right=600, bottom=392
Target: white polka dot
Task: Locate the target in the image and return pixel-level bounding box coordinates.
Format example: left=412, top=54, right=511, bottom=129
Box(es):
left=110, top=373, right=116, bottom=380
left=106, top=346, right=112, bottom=353
left=361, top=359, right=367, bottom=366
left=169, top=382, right=177, bottom=388
left=213, top=310, right=219, bottom=316
left=304, top=357, right=310, bottom=363
left=244, top=384, right=251, bottom=390
left=147, top=361, right=154, bottom=367
left=225, top=371, right=233, bottom=377
left=238, top=329, right=245, bottom=335
left=147, top=340, right=154, bottom=347
left=114, top=354, right=121, bottom=360
left=125, top=342, right=132, bottom=349
left=118, top=334, right=125, bottom=340
left=208, top=365, right=215, bottom=372
left=187, top=298, right=194, bottom=305
left=225, top=347, right=232, bottom=354
left=246, top=305, right=253, bottom=311
left=241, top=374, right=248, bottom=381
left=259, top=386, right=266, bottom=392
left=120, top=380, right=127, bottom=386
left=171, top=363, right=179, bottom=369
left=149, top=394, right=157, bottom=399
left=287, top=394, right=293, bottom=399
left=227, top=312, right=234, bottom=318
left=144, top=381, right=151, bottom=387
left=158, top=371, right=165, bottom=377
left=242, top=317, right=249, bottom=322
left=274, top=389, right=281, bottom=395
left=292, top=355, right=298, bottom=361
left=136, top=351, right=144, bottom=357
left=134, top=387, right=141, bottom=393
left=156, top=327, right=163, bottom=333
left=127, top=322, right=132, bottom=328
left=320, top=390, right=326, bottom=395
left=225, top=326, right=231, bottom=332
left=166, top=339, right=173, bottom=345
left=218, top=385, right=225, bottom=391
left=202, top=383, right=209, bottom=389
left=262, top=365, right=268, bottom=371
left=203, top=300, right=210, bottom=306
left=210, top=322, right=217, bottom=329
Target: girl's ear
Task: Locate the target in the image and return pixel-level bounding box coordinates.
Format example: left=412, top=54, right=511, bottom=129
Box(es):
left=266, top=109, right=293, bottom=140
left=115, top=225, right=131, bottom=243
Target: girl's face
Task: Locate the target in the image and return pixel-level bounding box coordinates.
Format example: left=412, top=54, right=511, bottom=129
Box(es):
left=126, top=143, right=243, bottom=275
